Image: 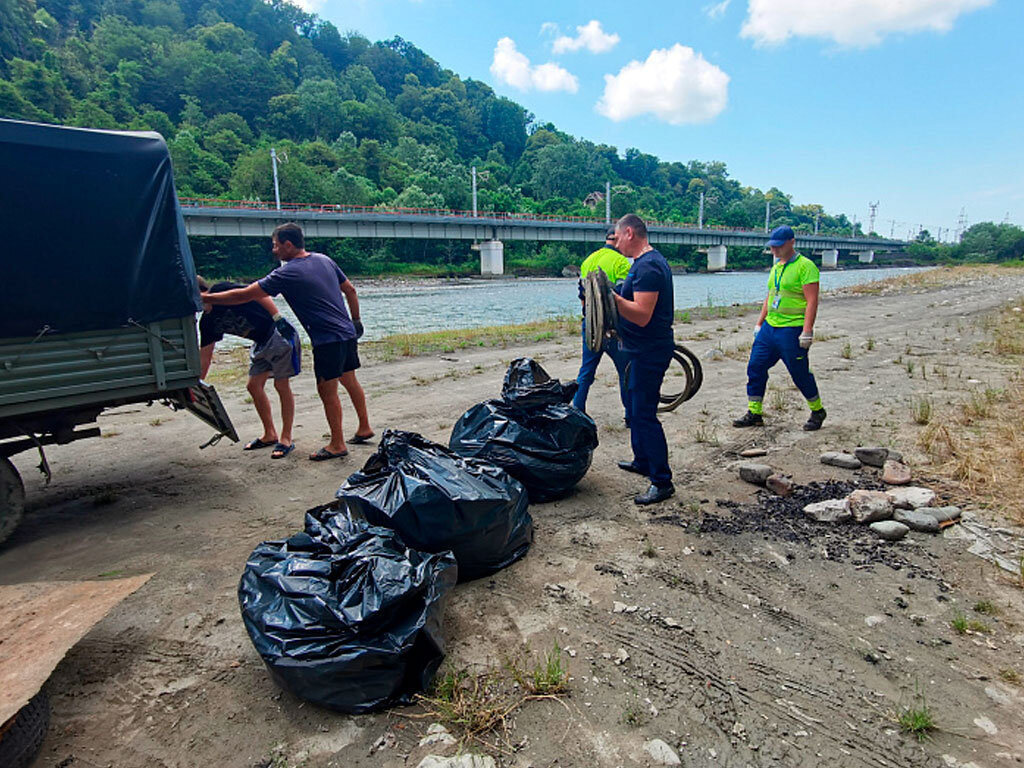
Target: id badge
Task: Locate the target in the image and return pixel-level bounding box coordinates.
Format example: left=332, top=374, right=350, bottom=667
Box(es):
left=771, top=295, right=781, bottom=310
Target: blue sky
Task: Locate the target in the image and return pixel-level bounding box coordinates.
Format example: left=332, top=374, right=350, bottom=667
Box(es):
left=311, top=0, right=1020, bottom=239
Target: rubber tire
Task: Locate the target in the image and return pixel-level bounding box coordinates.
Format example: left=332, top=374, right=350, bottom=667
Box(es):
left=0, top=690, right=50, bottom=768
left=0, top=455, right=25, bottom=546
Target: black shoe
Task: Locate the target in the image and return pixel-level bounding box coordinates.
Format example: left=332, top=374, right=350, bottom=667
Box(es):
left=732, top=410, right=764, bottom=428
left=803, top=408, right=827, bottom=431
left=635, top=484, right=675, bottom=505
left=617, top=460, right=645, bottom=475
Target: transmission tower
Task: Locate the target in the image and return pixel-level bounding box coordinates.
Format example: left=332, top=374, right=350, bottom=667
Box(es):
left=955, top=208, right=968, bottom=242
left=868, top=201, right=879, bottom=235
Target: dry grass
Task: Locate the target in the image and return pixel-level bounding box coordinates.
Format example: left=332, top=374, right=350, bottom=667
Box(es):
left=916, top=300, right=1024, bottom=524
left=365, top=317, right=578, bottom=361
left=844, top=265, right=1006, bottom=296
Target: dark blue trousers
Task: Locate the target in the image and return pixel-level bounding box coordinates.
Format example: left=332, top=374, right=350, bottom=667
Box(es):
left=746, top=323, right=821, bottom=408
left=573, top=321, right=631, bottom=423
left=627, top=348, right=673, bottom=487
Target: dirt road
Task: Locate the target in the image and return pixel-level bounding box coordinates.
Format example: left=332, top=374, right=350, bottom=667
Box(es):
left=4, top=268, right=1024, bottom=768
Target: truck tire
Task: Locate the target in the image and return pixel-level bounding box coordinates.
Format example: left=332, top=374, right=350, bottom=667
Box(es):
left=0, top=691, right=50, bottom=768
left=0, top=455, right=25, bottom=546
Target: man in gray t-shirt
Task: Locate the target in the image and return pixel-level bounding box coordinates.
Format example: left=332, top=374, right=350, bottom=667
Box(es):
left=202, top=222, right=374, bottom=461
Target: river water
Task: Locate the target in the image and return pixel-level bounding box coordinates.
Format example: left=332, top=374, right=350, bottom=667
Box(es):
left=255, top=266, right=928, bottom=345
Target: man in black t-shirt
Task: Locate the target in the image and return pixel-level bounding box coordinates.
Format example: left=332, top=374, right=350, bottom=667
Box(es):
left=612, top=214, right=676, bottom=505
left=198, top=279, right=300, bottom=459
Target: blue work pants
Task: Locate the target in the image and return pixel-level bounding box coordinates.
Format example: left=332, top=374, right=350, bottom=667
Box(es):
left=746, top=323, right=820, bottom=406
left=627, top=348, right=674, bottom=488
left=573, top=321, right=631, bottom=423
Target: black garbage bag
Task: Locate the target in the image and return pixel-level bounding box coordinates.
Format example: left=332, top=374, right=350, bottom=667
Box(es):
left=449, top=358, right=598, bottom=502
left=238, top=504, right=457, bottom=714
left=337, top=430, right=533, bottom=582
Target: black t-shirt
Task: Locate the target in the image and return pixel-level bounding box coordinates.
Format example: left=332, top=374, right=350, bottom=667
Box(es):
left=199, top=281, right=274, bottom=347
left=617, top=249, right=675, bottom=353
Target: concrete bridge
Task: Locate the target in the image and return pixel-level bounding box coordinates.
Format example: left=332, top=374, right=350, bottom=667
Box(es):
left=180, top=198, right=905, bottom=274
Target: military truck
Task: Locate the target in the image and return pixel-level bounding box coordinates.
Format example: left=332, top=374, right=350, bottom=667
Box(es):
left=0, top=119, right=237, bottom=545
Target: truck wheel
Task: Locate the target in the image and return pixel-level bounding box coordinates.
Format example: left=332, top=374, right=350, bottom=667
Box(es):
left=0, top=691, right=50, bottom=768
left=0, top=456, right=25, bottom=545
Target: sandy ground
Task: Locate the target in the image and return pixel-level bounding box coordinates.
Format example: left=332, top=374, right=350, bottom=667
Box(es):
left=4, top=269, right=1024, bottom=768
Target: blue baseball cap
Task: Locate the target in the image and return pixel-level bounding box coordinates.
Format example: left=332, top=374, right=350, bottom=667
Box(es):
left=767, top=225, right=795, bottom=246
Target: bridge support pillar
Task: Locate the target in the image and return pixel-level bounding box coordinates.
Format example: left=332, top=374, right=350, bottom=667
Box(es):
left=707, top=244, right=727, bottom=271
left=857, top=250, right=874, bottom=264
left=480, top=240, right=504, bottom=275
left=822, top=249, right=838, bottom=269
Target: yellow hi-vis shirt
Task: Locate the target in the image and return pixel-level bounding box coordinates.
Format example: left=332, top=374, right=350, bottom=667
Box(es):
left=580, top=246, right=631, bottom=283
left=765, top=253, right=819, bottom=328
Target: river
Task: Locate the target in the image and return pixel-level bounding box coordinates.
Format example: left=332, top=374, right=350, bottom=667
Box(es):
left=252, top=266, right=929, bottom=345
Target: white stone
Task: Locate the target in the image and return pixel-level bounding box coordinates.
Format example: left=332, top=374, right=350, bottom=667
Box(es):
left=803, top=499, right=852, bottom=523
left=886, top=487, right=936, bottom=509
left=973, top=716, right=998, bottom=735
left=417, top=755, right=497, bottom=768
left=644, top=739, right=682, bottom=765
left=847, top=490, right=893, bottom=523
left=419, top=724, right=457, bottom=748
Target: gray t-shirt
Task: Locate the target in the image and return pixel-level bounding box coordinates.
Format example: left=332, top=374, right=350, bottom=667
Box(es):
left=258, top=253, right=355, bottom=346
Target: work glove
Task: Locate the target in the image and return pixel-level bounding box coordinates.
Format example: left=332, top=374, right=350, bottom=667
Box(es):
left=273, top=315, right=297, bottom=342
left=753, top=324, right=762, bottom=340
left=353, top=319, right=364, bottom=339
left=799, top=331, right=813, bottom=349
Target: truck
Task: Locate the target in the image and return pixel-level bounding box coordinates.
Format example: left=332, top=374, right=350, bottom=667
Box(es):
left=0, top=118, right=238, bottom=546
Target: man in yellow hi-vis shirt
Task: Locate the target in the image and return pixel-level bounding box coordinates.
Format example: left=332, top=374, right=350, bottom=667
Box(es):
left=733, top=225, right=827, bottom=431
left=573, top=228, right=633, bottom=422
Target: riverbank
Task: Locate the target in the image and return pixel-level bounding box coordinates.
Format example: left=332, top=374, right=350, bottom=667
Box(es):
left=4, top=265, right=1024, bottom=768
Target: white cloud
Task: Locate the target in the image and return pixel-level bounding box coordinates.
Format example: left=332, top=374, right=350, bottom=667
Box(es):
left=705, top=0, right=731, bottom=20
left=596, top=44, right=729, bottom=125
left=539, top=21, right=560, bottom=36
left=552, top=20, right=620, bottom=54
left=741, top=0, right=994, bottom=47
left=490, top=38, right=579, bottom=93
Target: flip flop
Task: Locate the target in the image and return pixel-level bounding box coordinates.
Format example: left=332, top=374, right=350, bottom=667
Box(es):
left=244, top=437, right=276, bottom=451
left=271, top=442, right=295, bottom=459
left=309, top=447, right=349, bottom=462
left=348, top=432, right=376, bottom=445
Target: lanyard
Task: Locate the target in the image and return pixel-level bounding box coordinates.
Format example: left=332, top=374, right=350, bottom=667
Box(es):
left=773, top=257, right=792, bottom=296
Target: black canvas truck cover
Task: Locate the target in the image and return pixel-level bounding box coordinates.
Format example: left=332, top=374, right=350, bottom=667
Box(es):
left=0, top=119, right=202, bottom=339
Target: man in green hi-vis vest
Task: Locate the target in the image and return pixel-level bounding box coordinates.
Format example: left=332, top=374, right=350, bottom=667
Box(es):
left=733, top=225, right=827, bottom=431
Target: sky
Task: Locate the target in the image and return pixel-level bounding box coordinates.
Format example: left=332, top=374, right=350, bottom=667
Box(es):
left=307, top=0, right=1021, bottom=239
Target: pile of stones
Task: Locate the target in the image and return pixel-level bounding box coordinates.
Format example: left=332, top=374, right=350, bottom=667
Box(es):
left=737, top=446, right=961, bottom=543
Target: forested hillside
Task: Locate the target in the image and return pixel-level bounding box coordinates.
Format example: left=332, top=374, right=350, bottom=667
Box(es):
left=2, top=0, right=1019, bottom=275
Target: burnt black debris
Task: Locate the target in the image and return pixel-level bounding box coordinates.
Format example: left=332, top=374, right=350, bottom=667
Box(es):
left=654, top=479, right=940, bottom=578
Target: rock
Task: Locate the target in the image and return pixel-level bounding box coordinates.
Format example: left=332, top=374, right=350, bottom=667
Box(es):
left=739, top=463, right=773, bottom=485
left=926, top=506, right=962, bottom=523
left=765, top=474, right=794, bottom=496
left=803, top=499, right=852, bottom=523
left=740, top=448, right=767, bottom=458
left=886, top=486, right=936, bottom=509
left=887, top=449, right=904, bottom=462
left=854, top=446, right=889, bottom=467
left=882, top=460, right=912, bottom=485
left=644, top=739, right=682, bottom=766
left=870, top=520, right=910, bottom=541
left=820, top=451, right=862, bottom=469
left=865, top=615, right=886, bottom=627
left=614, top=648, right=630, bottom=665
left=894, top=509, right=940, bottom=533
left=847, top=490, right=893, bottom=523
left=417, top=755, right=497, bottom=768
left=703, top=348, right=725, bottom=361
left=561, top=264, right=580, bottom=278
left=419, top=724, right=457, bottom=748
left=973, top=716, right=998, bottom=735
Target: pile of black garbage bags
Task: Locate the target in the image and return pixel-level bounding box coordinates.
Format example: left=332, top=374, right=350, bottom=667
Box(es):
left=239, top=360, right=595, bottom=714
left=450, top=358, right=598, bottom=502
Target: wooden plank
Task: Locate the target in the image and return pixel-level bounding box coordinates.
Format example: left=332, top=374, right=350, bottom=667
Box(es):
left=0, top=574, right=153, bottom=724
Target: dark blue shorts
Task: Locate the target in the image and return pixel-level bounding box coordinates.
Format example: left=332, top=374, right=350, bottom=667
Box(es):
left=312, top=339, right=360, bottom=382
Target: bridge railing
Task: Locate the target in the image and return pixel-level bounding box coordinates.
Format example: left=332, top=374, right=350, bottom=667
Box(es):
left=178, top=196, right=893, bottom=242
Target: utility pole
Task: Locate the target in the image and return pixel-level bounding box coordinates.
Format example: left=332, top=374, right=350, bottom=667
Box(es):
left=471, top=166, right=478, bottom=217
left=698, top=191, right=704, bottom=230
left=868, top=201, right=879, bottom=235
left=956, top=208, right=967, bottom=242
left=606, top=180, right=611, bottom=225
left=813, top=212, right=819, bottom=234
left=765, top=201, right=771, bottom=233
left=270, top=148, right=282, bottom=210
left=889, top=219, right=896, bottom=238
